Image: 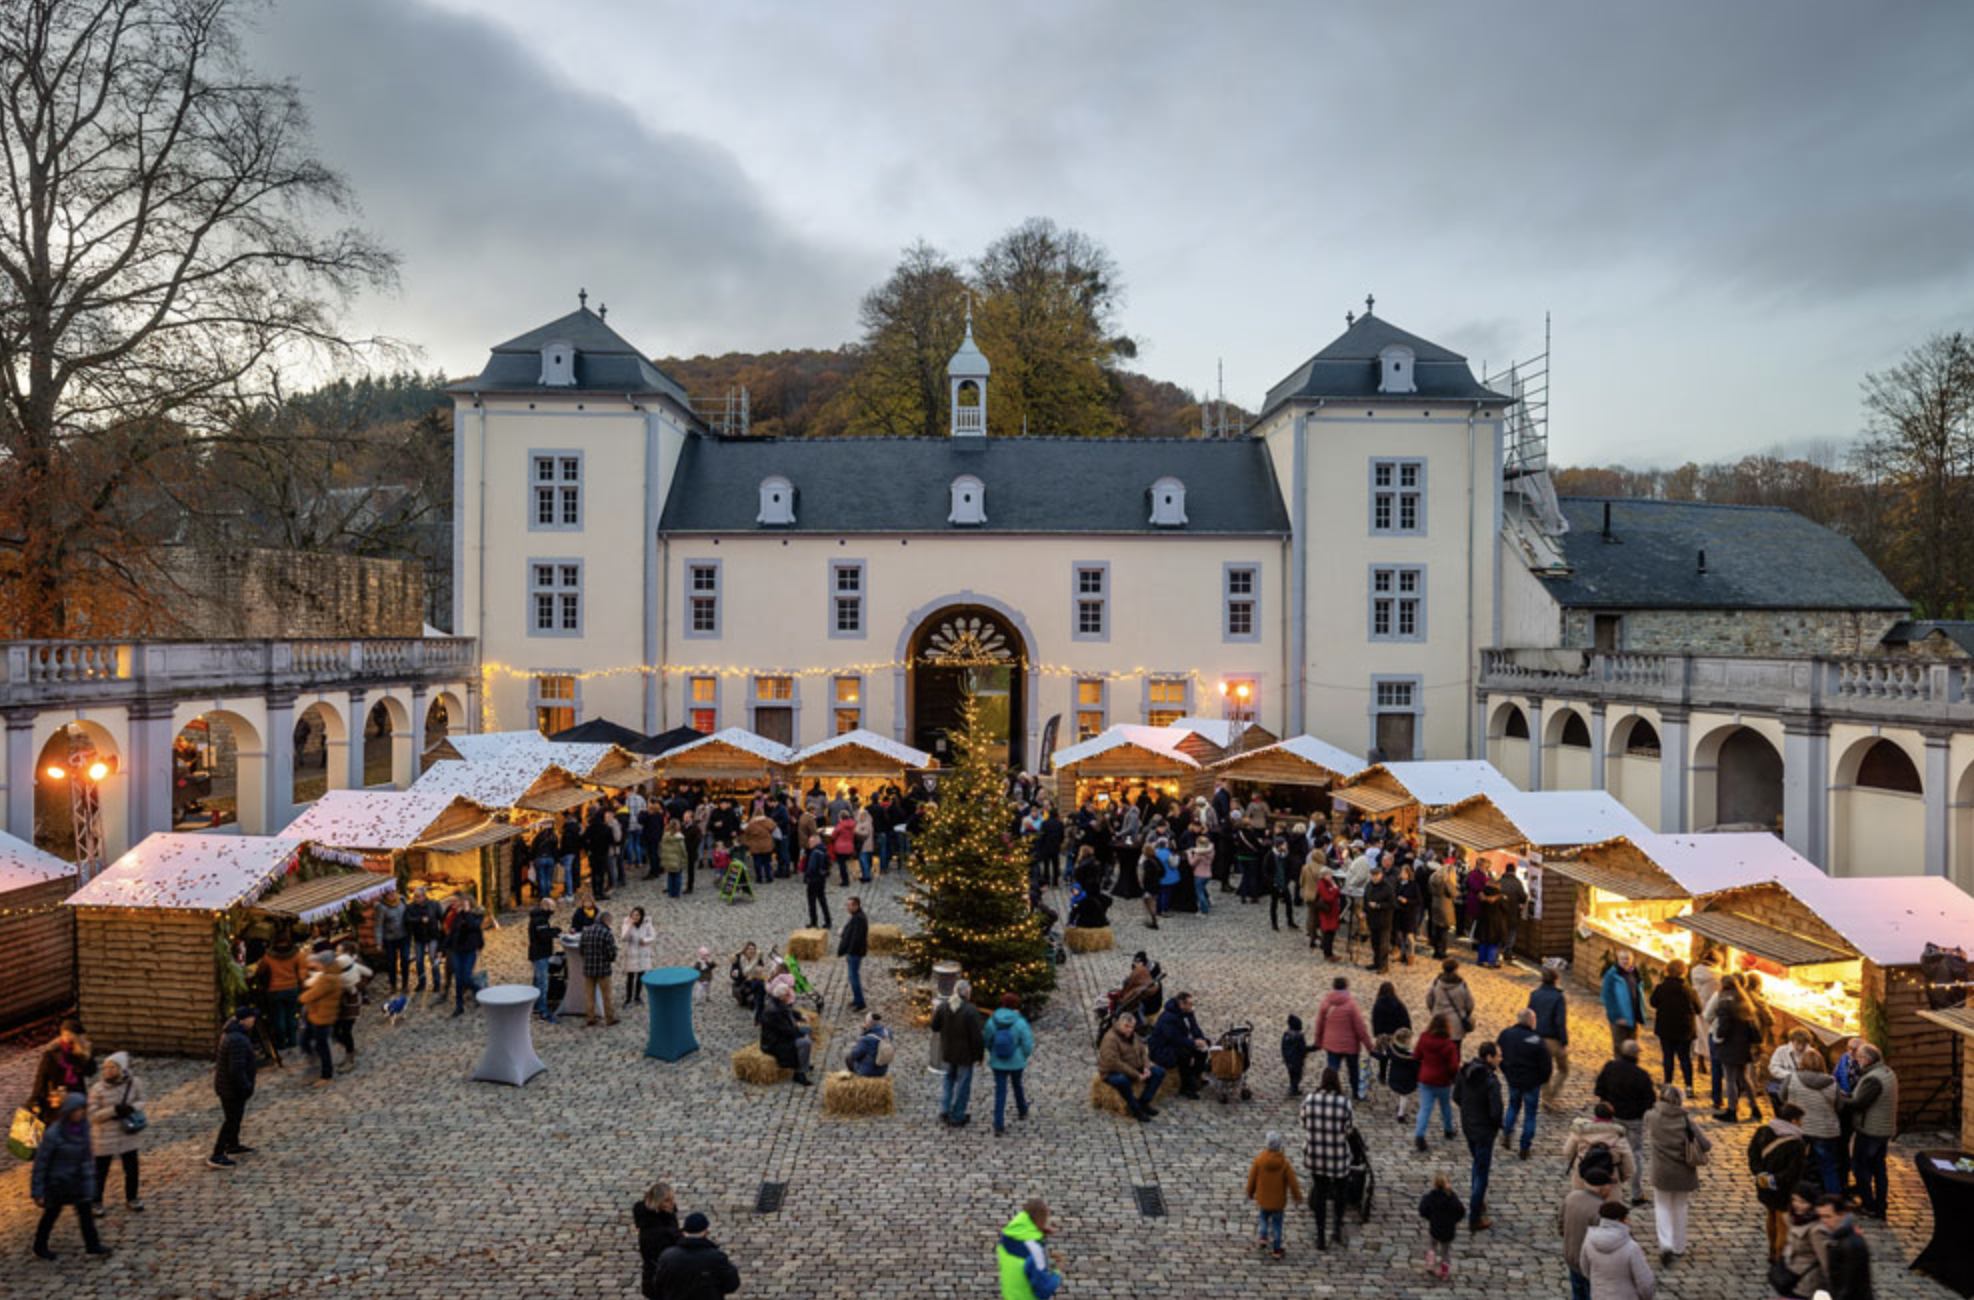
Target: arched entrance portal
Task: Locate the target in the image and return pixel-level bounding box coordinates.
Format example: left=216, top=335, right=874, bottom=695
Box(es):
left=908, top=606, right=1028, bottom=769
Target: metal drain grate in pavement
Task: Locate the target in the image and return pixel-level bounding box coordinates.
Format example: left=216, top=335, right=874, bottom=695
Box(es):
left=1134, top=1185, right=1165, bottom=1218
left=754, top=1181, right=787, bottom=1213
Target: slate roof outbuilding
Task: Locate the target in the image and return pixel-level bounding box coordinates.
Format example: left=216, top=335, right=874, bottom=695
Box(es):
left=1259, top=314, right=1512, bottom=420
left=658, top=435, right=1292, bottom=535
left=1540, top=497, right=1909, bottom=612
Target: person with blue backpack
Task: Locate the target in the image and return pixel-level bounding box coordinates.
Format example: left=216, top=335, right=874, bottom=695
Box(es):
left=988, top=993, right=1036, bottom=1136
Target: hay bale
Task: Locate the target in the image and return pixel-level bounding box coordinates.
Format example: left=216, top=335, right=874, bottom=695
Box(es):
left=823, top=1071, right=895, bottom=1117
left=786, top=928, right=828, bottom=962
left=795, top=1008, right=829, bottom=1049
left=731, top=1044, right=790, bottom=1085
left=866, top=922, right=904, bottom=956
left=1089, top=1069, right=1176, bottom=1115
left=1063, top=925, right=1114, bottom=954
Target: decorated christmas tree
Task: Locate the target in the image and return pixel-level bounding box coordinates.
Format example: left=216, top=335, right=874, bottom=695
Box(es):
left=900, top=692, right=1055, bottom=1012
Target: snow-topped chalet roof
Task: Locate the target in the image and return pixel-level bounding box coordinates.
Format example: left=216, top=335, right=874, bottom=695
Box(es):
left=0, top=828, right=75, bottom=892
left=1486, top=790, right=1653, bottom=848
left=1367, top=760, right=1517, bottom=808
left=1632, top=832, right=1825, bottom=896
left=67, top=834, right=302, bottom=912
left=1052, top=724, right=1200, bottom=772
left=429, top=729, right=619, bottom=776
left=410, top=754, right=588, bottom=810
left=1751, top=874, right=1974, bottom=968
left=280, top=790, right=492, bottom=852
left=1213, top=733, right=1365, bottom=780
left=657, top=727, right=799, bottom=767
left=791, top=729, right=933, bottom=772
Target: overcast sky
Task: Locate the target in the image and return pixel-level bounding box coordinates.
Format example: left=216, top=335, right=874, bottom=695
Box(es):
left=249, top=0, right=1974, bottom=466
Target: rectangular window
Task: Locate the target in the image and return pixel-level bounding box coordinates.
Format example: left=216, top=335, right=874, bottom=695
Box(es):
left=833, top=675, right=862, bottom=734
left=829, top=561, right=865, bottom=638
left=1370, top=458, right=1425, bottom=535
left=1146, top=676, right=1188, bottom=728
left=684, top=560, right=721, bottom=638
left=1369, top=565, right=1425, bottom=642
left=531, top=675, right=577, bottom=735
left=688, top=676, right=718, bottom=734
left=755, top=675, right=793, bottom=701
left=528, top=559, right=581, bottom=637
left=749, top=676, right=795, bottom=746
left=1223, top=563, right=1260, bottom=642
left=1371, top=674, right=1423, bottom=761
left=530, top=452, right=582, bottom=531
left=1072, top=562, right=1109, bottom=642
left=1075, top=677, right=1107, bottom=740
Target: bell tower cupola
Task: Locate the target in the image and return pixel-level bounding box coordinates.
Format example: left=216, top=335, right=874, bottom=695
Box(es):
left=947, top=296, right=989, bottom=438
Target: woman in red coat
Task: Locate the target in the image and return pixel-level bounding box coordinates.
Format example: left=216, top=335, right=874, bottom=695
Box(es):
left=1314, top=874, right=1343, bottom=962
left=1412, top=1012, right=1462, bottom=1150
left=1313, top=977, right=1376, bottom=1099
left=830, top=814, right=857, bottom=887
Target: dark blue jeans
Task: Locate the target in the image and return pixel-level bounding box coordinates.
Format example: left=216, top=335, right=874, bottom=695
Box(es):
left=1851, top=1133, right=1889, bottom=1214
left=1467, top=1132, right=1494, bottom=1226
left=1326, top=1050, right=1362, bottom=1098
left=751, top=852, right=773, bottom=884
left=1505, top=1084, right=1540, bottom=1152
left=845, top=954, right=864, bottom=1009
left=1569, top=1268, right=1590, bottom=1300
left=382, top=936, right=411, bottom=990
left=1810, top=1136, right=1843, bottom=1194
left=1105, top=1065, right=1166, bottom=1114
left=300, top=1021, right=334, bottom=1079
left=993, top=1068, right=1029, bottom=1130
left=451, top=950, right=478, bottom=1011
left=941, top=1063, right=974, bottom=1121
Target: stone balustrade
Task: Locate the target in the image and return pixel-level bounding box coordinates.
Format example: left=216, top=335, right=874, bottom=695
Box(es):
left=2, top=637, right=478, bottom=707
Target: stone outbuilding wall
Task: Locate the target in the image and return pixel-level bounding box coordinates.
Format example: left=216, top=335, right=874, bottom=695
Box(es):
left=156, top=548, right=426, bottom=639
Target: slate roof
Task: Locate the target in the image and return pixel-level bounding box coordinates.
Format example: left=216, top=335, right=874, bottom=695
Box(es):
left=1539, top=498, right=1909, bottom=612
left=659, top=435, right=1291, bottom=535
left=1259, top=314, right=1511, bottom=421
left=449, top=306, right=692, bottom=407
left=1879, top=620, right=1974, bottom=656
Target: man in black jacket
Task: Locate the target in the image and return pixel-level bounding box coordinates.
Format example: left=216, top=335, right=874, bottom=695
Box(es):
left=652, top=1211, right=741, bottom=1299
left=1528, top=967, right=1571, bottom=1113
left=1035, top=807, right=1065, bottom=887
left=1594, top=1039, right=1656, bottom=1204
left=404, top=888, right=442, bottom=992
left=758, top=986, right=813, bottom=1086
left=838, top=896, right=869, bottom=1011
left=1456, top=1042, right=1503, bottom=1233
left=527, top=900, right=560, bottom=1022
left=931, top=980, right=985, bottom=1126
left=1362, top=863, right=1398, bottom=972
left=1813, top=1195, right=1872, bottom=1300
left=802, top=835, right=832, bottom=929
left=584, top=809, right=614, bottom=902
left=209, top=1006, right=260, bottom=1169
left=1495, top=1008, right=1554, bottom=1158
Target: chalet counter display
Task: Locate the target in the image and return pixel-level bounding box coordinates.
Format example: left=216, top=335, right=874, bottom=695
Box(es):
left=1676, top=876, right=1974, bottom=1127
left=1052, top=726, right=1201, bottom=808
left=1209, top=734, right=1363, bottom=829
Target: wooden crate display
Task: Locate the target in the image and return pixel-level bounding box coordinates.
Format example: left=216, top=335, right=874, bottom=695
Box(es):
left=0, top=875, right=78, bottom=1028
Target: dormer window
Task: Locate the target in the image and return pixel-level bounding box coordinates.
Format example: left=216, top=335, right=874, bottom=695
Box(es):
left=1377, top=344, right=1416, bottom=395
left=1149, top=476, right=1188, bottom=527
left=948, top=474, right=986, bottom=526
left=756, top=475, right=795, bottom=526
left=540, top=340, right=576, bottom=387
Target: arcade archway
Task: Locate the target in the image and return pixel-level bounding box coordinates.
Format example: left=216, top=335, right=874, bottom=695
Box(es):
left=907, top=606, right=1029, bottom=770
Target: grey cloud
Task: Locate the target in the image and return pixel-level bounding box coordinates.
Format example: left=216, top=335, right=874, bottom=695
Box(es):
left=248, top=0, right=877, bottom=371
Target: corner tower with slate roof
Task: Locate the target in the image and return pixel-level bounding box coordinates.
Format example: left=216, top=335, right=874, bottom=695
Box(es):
left=453, top=296, right=1515, bottom=769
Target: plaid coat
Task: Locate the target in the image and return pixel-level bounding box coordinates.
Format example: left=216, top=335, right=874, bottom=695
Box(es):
left=1300, top=1089, right=1356, bottom=1177
left=579, top=923, right=617, bottom=979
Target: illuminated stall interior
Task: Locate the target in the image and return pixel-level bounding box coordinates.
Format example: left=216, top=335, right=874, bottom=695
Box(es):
left=1210, top=733, right=1364, bottom=828
left=1672, top=902, right=1865, bottom=1040
left=1050, top=725, right=1200, bottom=809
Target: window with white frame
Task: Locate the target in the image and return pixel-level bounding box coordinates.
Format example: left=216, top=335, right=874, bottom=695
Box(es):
left=688, top=676, right=718, bottom=734
left=1146, top=677, right=1188, bottom=727
left=684, top=561, right=721, bottom=638
left=528, top=560, right=582, bottom=636
left=1224, top=564, right=1259, bottom=642
left=830, top=561, right=865, bottom=637
left=1369, top=565, right=1425, bottom=641
left=1370, top=458, right=1424, bottom=534
left=1073, top=563, right=1109, bottom=641
left=1075, top=678, right=1107, bottom=740
left=531, top=675, right=577, bottom=735
left=530, top=452, right=582, bottom=530
left=833, top=676, right=862, bottom=734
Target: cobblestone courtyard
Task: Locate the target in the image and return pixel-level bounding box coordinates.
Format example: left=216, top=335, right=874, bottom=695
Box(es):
left=3, top=865, right=1958, bottom=1299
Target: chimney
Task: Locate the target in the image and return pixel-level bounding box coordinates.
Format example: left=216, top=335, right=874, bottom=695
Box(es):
left=1696, top=549, right=1707, bottom=575
left=1601, top=501, right=1613, bottom=542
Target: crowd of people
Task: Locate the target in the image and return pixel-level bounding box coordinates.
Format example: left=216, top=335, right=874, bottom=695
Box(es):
left=13, top=767, right=1916, bottom=1300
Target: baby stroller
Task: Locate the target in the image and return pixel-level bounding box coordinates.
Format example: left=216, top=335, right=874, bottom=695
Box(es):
left=772, top=949, right=826, bottom=1015
left=1341, top=1126, right=1376, bottom=1222
left=1091, top=957, right=1164, bottom=1048
left=1206, top=1022, right=1255, bottom=1103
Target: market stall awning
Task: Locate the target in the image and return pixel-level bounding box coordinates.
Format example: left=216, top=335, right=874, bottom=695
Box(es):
left=66, top=834, right=303, bottom=912
left=1330, top=775, right=1414, bottom=815
left=1743, top=874, right=1974, bottom=969
left=1540, top=852, right=1687, bottom=901
left=416, top=820, right=528, bottom=854
left=1423, top=803, right=1527, bottom=853
left=581, top=751, right=661, bottom=790
left=251, top=871, right=397, bottom=924
left=0, top=827, right=75, bottom=891
left=1052, top=725, right=1201, bottom=778
left=1211, top=733, right=1364, bottom=786
left=792, top=729, right=934, bottom=776
left=1670, top=910, right=1857, bottom=968
left=1917, top=1006, right=1974, bottom=1038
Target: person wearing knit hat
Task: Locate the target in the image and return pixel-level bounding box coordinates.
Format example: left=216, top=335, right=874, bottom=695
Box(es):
left=651, top=1210, right=740, bottom=1298
left=31, top=1092, right=110, bottom=1259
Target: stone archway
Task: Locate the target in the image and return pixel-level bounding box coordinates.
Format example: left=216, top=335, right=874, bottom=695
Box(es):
left=906, top=605, right=1030, bottom=770
left=1693, top=723, right=1783, bottom=833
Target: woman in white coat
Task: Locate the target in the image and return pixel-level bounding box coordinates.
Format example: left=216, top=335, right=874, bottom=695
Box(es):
left=619, top=906, right=657, bottom=1005
left=87, top=1052, right=146, bottom=1212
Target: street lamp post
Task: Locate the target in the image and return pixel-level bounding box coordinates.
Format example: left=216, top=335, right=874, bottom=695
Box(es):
left=45, top=741, right=112, bottom=883
left=1217, top=681, right=1254, bottom=754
